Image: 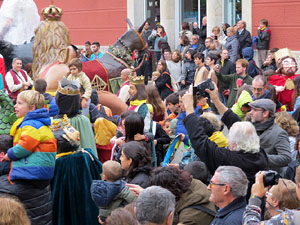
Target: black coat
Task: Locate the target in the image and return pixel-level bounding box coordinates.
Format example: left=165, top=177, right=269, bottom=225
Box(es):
left=256, top=28, right=270, bottom=50
left=128, top=164, right=152, bottom=189
left=217, top=59, right=236, bottom=90
left=183, top=60, right=198, bottom=86
left=193, top=26, right=207, bottom=44
left=155, top=72, right=173, bottom=100
left=183, top=111, right=268, bottom=197
left=236, top=29, right=252, bottom=56
left=154, top=122, right=171, bottom=165
left=0, top=175, right=52, bottom=225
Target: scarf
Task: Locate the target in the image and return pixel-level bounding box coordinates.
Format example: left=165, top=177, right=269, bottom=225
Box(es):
left=253, top=117, right=275, bottom=135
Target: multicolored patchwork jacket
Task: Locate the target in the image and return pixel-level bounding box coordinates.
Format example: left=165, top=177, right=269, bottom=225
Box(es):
left=243, top=195, right=300, bottom=225
left=7, top=108, right=57, bottom=182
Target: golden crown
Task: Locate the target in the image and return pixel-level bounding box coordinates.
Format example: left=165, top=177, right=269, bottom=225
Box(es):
left=129, top=75, right=145, bottom=85
left=51, top=114, right=71, bottom=131
left=57, top=78, right=81, bottom=95
left=42, top=4, right=63, bottom=21
left=275, top=48, right=294, bottom=63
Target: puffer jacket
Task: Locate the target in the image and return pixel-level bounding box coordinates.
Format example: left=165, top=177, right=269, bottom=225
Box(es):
left=231, top=90, right=253, bottom=120
left=7, top=108, right=56, bottom=182
left=90, top=180, right=135, bottom=219
left=175, top=179, right=216, bottom=225
left=256, top=27, right=270, bottom=50
left=0, top=175, right=52, bottom=225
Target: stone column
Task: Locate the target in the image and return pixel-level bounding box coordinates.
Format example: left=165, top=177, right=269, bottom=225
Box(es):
left=207, top=0, right=222, bottom=37
left=160, top=0, right=175, bottom=49
left=242, top=0, right=252, bottom=34
left=127, top=0, right=145, bottom=29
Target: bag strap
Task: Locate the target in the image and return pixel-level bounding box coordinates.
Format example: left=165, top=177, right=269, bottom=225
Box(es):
left=164, top=72, right=174, bottom=92
left=188, top=204, right=216, bottom=217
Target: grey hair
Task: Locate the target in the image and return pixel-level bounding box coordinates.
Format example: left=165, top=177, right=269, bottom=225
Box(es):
left=192, top=34, right=199, bottom=40
left=228, top=121, right=260, bottom=153
left=12, top=57, right=22, bottom=64
left=216, top=166, right=249, bottom=198
left=136, top=186, right=175, bottom=225
left=201, top=112, right=223, bottom=131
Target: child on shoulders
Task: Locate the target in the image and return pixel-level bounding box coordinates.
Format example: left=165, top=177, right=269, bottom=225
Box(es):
left=3, top=90, right=56, bottom=182
left=90, top=160, right=135, bottom=223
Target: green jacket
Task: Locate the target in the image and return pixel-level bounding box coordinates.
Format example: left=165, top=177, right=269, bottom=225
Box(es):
left=175, top=179, right=216, bottom=225
left=231, top=90, right=253, bottom=120
left=216, top=72, right=253, bottom=108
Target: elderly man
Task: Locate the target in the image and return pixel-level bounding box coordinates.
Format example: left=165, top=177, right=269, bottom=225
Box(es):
left=182, top=84, right=268, bottom=197
left=243, top=167, right=300, bottom=224
left=5, top=57, right=33, bottom=103
left=252, top=75, right=271, bottom=100
left=192, top=16, right=207, bottom=45
left=117, top=68, right=131, bottom=104
left=209, top=166, right=248, bottom=224
left=188, top=34, right=205, bottom=53
left=236, top=20, right=252, bottom=57
left=135, top=186, right=175, bottom=225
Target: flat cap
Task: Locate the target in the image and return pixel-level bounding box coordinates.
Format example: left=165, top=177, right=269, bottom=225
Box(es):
left=249, top=99, right=276, bottom=116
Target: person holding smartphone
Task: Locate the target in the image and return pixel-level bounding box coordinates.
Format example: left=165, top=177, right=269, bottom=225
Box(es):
left=148, top=25, right=168, bottom=64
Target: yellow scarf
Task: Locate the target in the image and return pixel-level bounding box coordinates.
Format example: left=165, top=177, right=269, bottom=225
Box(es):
left=208, top=131, right=228, bottom=147
left=130, top=99, right=147, bottom=106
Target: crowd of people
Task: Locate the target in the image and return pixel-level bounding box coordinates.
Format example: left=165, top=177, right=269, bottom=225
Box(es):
left=1, top=16, right=300, bottom=225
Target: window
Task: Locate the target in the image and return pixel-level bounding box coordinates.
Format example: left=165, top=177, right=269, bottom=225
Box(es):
left=224, top=0, right=242, bottom=26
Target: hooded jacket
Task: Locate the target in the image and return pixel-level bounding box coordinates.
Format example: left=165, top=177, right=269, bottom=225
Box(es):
left=7, top=108, right=56, bottom=181
left=231, top=90, right=253, bottom=120
left=242, top=47, right=260, bottom=77
left=91, top=180, right=135, bottom=219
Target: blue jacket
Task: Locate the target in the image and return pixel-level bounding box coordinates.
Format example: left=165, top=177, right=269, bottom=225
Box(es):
left=211, top=197, right=247, bottom=225
left=242, top=47, right=260, bottom=77
left=90, top=179, right=135, bottom=218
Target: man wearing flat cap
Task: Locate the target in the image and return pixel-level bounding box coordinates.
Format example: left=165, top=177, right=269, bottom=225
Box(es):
left=247, top=99, right=291, bottom=175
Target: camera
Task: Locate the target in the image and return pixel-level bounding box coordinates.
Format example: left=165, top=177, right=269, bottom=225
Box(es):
left=193, top=78, right=214, bottom=97
left=263, top=170, right=280, bottom=187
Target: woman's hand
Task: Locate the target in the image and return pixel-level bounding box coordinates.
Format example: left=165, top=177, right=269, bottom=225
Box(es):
left=181, top=80, right=186, bottom=86
left=126, top=183, right=144, bottom=197
left=182, top=86, right=194, bottom=115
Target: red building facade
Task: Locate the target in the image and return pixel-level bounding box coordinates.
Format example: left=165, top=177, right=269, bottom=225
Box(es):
left=252, top=0, right=300, bottom=50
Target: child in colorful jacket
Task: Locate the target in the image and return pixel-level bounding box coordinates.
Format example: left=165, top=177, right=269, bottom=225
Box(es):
left=3, top=90, right=57, bottom=182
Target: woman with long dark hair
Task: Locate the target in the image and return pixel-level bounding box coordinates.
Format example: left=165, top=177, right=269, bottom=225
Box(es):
left=153, top=59, right=173, bottom=100
left=150, top=166, right=216, bottom=225
left=146, top=85, right=165, bottom=122
left=148, top=24, right=168, bottom=63
left=120, top=141, right=152, bottom=188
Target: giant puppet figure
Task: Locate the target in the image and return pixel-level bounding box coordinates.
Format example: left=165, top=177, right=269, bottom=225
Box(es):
left=268, top=48, right=300, bottom=111
left=0, top=0, right=40, bottom=45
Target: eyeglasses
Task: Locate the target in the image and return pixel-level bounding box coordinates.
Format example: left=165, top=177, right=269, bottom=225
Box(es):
left=209, top=181, right=226, bottom=189
left=252, top=87, right=264, bottom=92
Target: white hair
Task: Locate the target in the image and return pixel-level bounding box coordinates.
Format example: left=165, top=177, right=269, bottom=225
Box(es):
left=228, top=121, right=260, bottom=153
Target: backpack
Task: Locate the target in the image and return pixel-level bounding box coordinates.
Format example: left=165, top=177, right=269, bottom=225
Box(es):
left=164, top=72, right=179, bottom=92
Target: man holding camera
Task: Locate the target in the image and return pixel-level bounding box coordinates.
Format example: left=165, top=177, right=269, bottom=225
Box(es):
left=243, top=167, right=300, bottom=224
left=5, top=58, right=33, bottom=103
